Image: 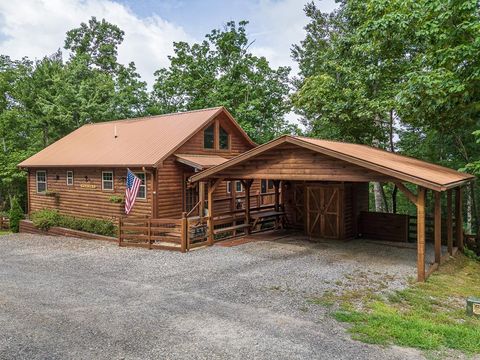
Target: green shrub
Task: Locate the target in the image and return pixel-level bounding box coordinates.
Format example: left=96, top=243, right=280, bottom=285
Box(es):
left=31, top=209, right=61, bottom=230
left=30, top=209, right=116, bottom=237
left=463, top=246, right=480, bottom=262
left=108, top=195, right=123, bottom=204
left=9, top=197, right=24, bottom=233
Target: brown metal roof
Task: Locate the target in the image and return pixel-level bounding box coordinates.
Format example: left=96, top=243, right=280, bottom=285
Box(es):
left=18, top=107, right=254, bottom=168
left=175, top=154, right=228, bottom=170
left=191, top=135, right=474, bottom=191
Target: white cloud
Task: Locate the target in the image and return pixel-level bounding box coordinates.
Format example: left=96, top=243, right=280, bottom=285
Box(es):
left=248, top=0, right=338, bottom=74
left=0, top=0, right=192, bottom=86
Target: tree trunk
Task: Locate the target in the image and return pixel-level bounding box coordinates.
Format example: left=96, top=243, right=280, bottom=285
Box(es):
left=467, top=189, right=472, bottom=234
left=374, top=182, right=388, bottom=213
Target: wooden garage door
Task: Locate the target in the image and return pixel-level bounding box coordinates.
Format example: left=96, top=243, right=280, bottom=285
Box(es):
left=306, top=186, right=341, bottom=239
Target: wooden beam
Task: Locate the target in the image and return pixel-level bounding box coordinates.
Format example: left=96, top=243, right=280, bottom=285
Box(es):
left=417, top=186, right=426, bottom=282
left=242, top=179, right=253, bottom=234
left=434, top=191, right=442, bottom=264
left=447, top=189, right=453, bottom=256
left=455, top=187, right=463, bottom=250
left=273, top=180, right=281, bottom=212
left=199, top=181, right=205, bottom=218
left=207, top=178, right=223, bottom=246
left=394, top=182, right=417, bottom=205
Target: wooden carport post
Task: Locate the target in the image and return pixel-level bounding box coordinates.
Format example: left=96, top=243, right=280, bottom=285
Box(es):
left=207, top=178, right=223, bottom=246
left=395, top=182, right=427, bottom=282
left=455, top=186, right=464, bottom=251
left=434, top=191, right=442, bottom=264
left=417, top=186, right=426, bottom=282
left=447, top=189, right=453, bottom=256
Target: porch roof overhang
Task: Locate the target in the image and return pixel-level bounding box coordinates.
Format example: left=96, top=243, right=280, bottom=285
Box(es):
left=190, top=135, right=475, bottom=192
left=175, top=154, right=228, bottom=171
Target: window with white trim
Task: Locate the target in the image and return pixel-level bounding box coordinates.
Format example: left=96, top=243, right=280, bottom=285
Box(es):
left=134, top=172, right=146, bottom=199
left=235, top=180, right=243, bottom=193
left=36, top=170, right=47, bottom=193
left=102, top=171, right=114, bottom=191
left=226, top=181, right=231, bottom=194
left=66, top=171, right=73, bottom=186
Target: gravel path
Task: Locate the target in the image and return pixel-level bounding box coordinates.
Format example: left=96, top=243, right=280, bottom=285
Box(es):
left=0, top=233, right=431, bottom=360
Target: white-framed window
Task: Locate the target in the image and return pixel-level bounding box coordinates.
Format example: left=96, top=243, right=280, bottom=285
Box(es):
left=226, top=181, right=232, bottom=194
left=66, top=171, right=74, bottom=186
left=102, top=171, right=114, bottom=191
left=36, top=170, right=47, bottom=193
left=236, top=180, right=243, bottom=193
left=134, top=172, right=146, bottom=199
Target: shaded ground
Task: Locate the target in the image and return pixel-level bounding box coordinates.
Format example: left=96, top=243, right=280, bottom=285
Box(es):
left=0, top=233, right=436, bottom=359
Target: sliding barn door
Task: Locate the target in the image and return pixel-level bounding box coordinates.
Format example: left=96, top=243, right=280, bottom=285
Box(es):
left=306, top=186, right=341, bottom=239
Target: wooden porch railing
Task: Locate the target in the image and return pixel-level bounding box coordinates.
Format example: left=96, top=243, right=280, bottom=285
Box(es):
left=0, top=216, right=9, bottom=230
left=118, top=216, right=187, bottom=252
left=117, top=191, right=281, bottom=252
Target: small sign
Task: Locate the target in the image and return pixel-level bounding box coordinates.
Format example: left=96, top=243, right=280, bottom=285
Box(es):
left=80, top=184, right=97, bottom=189
left=474, top=303, right=480, bottom=315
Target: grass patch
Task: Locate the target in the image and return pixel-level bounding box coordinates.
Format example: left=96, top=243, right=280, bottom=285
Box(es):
left=323, top=255, right=480, bottom=354
left=0, top=230, right=11, bottom=236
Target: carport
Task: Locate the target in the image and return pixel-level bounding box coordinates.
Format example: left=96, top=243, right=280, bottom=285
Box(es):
left=190, top=135, right=474, bottom=282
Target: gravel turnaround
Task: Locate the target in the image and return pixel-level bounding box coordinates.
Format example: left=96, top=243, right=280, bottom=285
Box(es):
left=0, top=233, right=432, bottom=360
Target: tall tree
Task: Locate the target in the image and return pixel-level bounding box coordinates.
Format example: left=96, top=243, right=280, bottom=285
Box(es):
left=292, top=0, right=480, bottom=219
left=151, top=21, right=294, bottom=143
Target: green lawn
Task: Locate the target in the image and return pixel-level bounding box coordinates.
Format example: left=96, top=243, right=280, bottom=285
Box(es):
left=0, top=230, right=11, bottom=235
left=311, top=255, right=480, bottom=354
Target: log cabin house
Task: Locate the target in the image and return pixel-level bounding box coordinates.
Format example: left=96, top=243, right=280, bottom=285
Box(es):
left=18, top=107, right=273, bottom=220
left=18, top=107, right=475, bottom=281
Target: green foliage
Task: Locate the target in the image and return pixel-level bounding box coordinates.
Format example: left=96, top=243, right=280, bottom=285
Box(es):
left=463, top=246, right=480, bottom=262
left=8, top=197, right=24, bottom=233
left=31, top=209, right=116, bottom=237
left=108, top=195, right=124, bottom=204
left=151, top=21, right=295, bottom=143
left=293, top=0, right=480, bottom=232
left=0, top=17, right=149, bottom=208
left=31, top=209, right=62, bottom=230
left=319, top=256, right=480, bottom=354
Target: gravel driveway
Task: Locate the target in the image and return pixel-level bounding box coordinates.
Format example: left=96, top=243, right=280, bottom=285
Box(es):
left=0, top=233, right=431, bottom=360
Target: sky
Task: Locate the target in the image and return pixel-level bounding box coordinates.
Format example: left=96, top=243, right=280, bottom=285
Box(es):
left=0, top=0, right=338, bottom=123
left=0, top=0, right=338, bottom=84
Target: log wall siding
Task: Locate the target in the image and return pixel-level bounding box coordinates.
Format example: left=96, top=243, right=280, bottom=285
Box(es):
left=210, top=143, right=394, bottom=182
left=28, top=167, right=152, bottom=219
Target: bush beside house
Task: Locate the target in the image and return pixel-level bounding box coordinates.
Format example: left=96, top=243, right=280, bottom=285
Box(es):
left=31, top=209, right=117, bottom=237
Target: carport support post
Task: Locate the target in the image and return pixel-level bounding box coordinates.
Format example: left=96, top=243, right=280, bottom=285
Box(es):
left=455, top=187, right=464, bottom=251
left=434, top=191, right=442, bottom=264
left=242, top=180, right=253, bottom=234
left=417, top=186, right=426, bottom=282
left=447, top=189, right=453, bottom=256
left=273, top=180, right=281, bottom=212
left=207, top=178, right=223, bottom=246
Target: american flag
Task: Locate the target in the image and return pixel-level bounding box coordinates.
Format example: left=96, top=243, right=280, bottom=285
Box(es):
left=125, top=169, right=142, bottom=215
